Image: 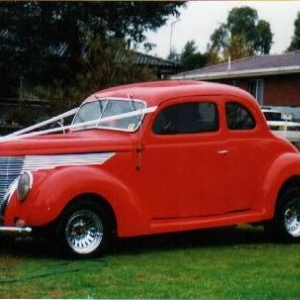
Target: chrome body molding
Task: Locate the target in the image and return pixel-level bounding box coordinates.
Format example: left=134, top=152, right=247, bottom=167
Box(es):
left=22, top=152, right=115, bottom=172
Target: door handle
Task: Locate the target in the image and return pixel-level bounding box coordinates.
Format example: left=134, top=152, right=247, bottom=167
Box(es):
left=217, top=150, right=229, bottom=155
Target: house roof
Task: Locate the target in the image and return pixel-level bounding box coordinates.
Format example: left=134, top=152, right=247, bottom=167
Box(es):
left=133, top=51, right=180, bottom=68
left=115, top=50, right=182, bottom=75
left=172, top=51, right=300, bottom=80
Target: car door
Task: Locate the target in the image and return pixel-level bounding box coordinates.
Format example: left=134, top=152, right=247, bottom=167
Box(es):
left=222, top=100, right=266, bottom=213
left=139, top=97, right=228, bottom=220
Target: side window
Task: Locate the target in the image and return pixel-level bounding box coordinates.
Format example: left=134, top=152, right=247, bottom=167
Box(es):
left=153, top=102, right=219, bottom=135
left=226, top=102, right=256, bottom=130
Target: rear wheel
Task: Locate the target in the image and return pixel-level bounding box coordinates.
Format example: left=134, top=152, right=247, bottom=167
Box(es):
left=56, top=201, right=113, bottom=258
left=264, top=187, right=300, bottom=242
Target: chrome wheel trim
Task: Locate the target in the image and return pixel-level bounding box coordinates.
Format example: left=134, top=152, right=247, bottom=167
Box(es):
left=65, top=209, right=103, bottom=254
left=284, top=199, right=300, bottom=237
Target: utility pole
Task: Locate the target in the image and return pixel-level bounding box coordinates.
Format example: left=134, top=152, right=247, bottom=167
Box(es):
left=169, top=19, right=180, bottom=56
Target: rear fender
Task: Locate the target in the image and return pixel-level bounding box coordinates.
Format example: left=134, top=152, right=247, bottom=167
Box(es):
left=262, top=153, right=300, bottom=219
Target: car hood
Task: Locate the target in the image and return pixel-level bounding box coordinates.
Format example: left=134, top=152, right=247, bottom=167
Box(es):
left=0, top=129, right=135, bottom=156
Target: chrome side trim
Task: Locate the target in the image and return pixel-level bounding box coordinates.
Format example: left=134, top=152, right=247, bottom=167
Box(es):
left=22, top=152, right=115, bottom=172
left=0, top=226, right=32, bottom=234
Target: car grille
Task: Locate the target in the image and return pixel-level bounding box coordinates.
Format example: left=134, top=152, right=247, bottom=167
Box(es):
left=0, top=156, right=24, bottom=222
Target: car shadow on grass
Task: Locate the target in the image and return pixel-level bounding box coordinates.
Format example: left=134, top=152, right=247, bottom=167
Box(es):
left=0, top=225, right=269, bottom=259
left=114, top=225, right=269, bottom=256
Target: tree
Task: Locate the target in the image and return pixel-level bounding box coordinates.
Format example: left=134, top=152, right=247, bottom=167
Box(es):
left=227, top=6, right=258, bottom=52
left=209, top=24, right=228, bottom=53
left=167, top=48, right=181, bottom=62
left=0, top=1, right=185, bottom=101
left=180, top=40, right=208, bottom=70
left=224, top=35, right=251, bottom=60
left=79, top=37, right=157, bottom=95
left=255, top=20, right=273, bottom=54
left=288, top=12, right=300, bottom=51
left=205, top=48, right=221, bottom=66
left=208, top=6, right=273, bottom=60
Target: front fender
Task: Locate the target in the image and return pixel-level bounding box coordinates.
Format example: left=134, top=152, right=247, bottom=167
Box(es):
left=262, top=153, right=300, bottom=219
left=5, top=166, right=149, bottom=236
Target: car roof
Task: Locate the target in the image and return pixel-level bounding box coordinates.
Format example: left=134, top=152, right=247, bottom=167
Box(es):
left=90, top=80, right=256, bottom=107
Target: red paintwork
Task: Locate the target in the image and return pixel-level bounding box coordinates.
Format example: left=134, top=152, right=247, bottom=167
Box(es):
left=3, top=80, right=300, bottom=237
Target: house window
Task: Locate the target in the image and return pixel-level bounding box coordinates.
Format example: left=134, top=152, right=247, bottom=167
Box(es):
left=249, top=79, right=264, bottom=104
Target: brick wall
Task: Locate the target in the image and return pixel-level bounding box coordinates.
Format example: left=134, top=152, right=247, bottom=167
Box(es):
left=216, top=73, right=300, bottom=107
left=264, top=74, right=300, bottom=106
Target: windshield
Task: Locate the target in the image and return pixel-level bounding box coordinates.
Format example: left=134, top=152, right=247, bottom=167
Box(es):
left=263, top=111, right=284, bottom=121
left=72, top=97, right=146, bottom=132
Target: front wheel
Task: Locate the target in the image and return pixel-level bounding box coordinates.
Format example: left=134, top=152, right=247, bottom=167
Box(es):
left=264, top=187, right=300, bottom=242
left=56, top=201, right=112, bottom=258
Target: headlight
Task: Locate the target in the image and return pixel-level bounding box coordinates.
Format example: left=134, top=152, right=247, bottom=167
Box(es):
left=17, top=172, right=33, bottom=202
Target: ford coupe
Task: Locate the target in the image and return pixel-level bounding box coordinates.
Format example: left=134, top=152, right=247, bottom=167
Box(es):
left=1, top=80, right=300, bottom=258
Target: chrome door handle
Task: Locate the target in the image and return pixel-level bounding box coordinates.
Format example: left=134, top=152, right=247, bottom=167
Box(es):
left=217, top=150, right=229, bottom=155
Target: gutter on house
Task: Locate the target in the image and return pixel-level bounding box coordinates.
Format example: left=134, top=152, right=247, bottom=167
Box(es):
left=171, top=65, right=300, bottom=81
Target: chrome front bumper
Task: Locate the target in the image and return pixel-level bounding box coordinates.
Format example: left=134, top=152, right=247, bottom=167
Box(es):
left=0, top=226, right=32, bottom=235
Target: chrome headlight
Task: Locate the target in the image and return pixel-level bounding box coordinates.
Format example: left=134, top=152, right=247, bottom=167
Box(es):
left=17, top=172, right=33, bottom=202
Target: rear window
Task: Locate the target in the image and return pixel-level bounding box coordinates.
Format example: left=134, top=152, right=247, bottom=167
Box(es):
left=226, top=102, right=256, bottom=130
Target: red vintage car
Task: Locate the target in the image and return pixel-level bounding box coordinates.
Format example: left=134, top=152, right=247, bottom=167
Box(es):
left=1, top=80, right=300, bottom=258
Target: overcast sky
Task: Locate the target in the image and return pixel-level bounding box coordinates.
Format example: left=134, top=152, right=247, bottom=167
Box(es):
left=143, top=1, right=300, bottom=59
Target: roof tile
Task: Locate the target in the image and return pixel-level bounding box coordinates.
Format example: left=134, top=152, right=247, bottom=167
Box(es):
left=175, top=51, right=300, bottom=77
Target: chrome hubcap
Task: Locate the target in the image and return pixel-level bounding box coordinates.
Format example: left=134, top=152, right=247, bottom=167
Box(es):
left=284, top=200, right=300, bottom=237
left=65, top=209, right=103, bottom=254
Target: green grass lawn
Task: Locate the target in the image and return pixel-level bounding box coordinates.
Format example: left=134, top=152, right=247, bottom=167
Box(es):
left=0, top=225, right=300, bottom=299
